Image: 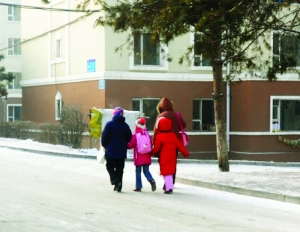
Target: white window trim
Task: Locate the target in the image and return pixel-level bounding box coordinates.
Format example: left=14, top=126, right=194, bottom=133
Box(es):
left=133, top=97, right=160, bottom=117
left=56, top=39, right=61, bottom=59
left=7, top=71, right=21, bottom=89
left=272, top=31, right=300, bottom=69
left=7, top=4, right=21, bottom=22
left=190, top=33, right=213, bottom=71
left=7, top=37, right=21, bottom=56
left=7, top=5, right=13, bottom=21
left=129, top=33, right=169, bottom=71
left=132, top=97, right=161, bottom=132
left=270, top=95, right=300, bottom=132
left=51, top=34, right=65, bottom=64
left=55, top=92, right=62, bottom=120
left=55, top=33, right=62, bottom=60
left=7, top=104, right=22, bottom=122
left=193, top=98, right=215, bottom=132
left=271, top=30, right=277, bottom=68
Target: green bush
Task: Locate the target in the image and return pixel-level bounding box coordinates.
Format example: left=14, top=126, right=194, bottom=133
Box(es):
left=0, top=104, right=88, bottom=149
left=0, top=121, right=35, bottom=139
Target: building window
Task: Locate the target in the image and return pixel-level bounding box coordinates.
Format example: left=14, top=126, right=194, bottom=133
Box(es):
left=56, top=38, right=61, bottom=59
left=193, top=98, right=215, bottom=131
left=273, top=33, right=300, bottom=68
left=130, top=33, right=168, bottom=70
left=134, top=33, right=160, bottom=65
left=8, top=72, right=21, bottom=89
left=8, top=5, right=21, bottom=21
left=8, top=38, right=21, bottom=55
left=271, top=96, right=300, bottom=132
left=194, top=33, right=211, bottom=67
left=132, top=98, right=161, bottom=130
left=7, top=105, right=22, bottom=122
left=55, top=92, right=62, bottom=120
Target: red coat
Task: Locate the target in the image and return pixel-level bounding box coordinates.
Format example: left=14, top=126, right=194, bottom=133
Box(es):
left=153, top=97, right=186, bottom=142
left=127, top=128, right=152, bottom=166
left=151, top=117, right=189, bottom=176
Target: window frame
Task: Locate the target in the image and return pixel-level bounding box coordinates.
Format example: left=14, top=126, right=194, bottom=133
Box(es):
left=190, top=33, right=212, bottom=71
left=7, top=104, right=22, bottom=122
left=56, top=39, right=61, bottom=59
left=270, top=95, right=300, bottom=132
left=132, top=97, right=161, bottom=131
left=55, top=33, right=62, bottom=59
left=7, top=37, right=21, bottom=56
left=192, top=98, right=215, bottom=132
left=55, top=92, right=62, bottom=120
left=7, top=72, right=21, bottom=89
left=272, top=32, right=300, bottom=68
left=7, top=5, right=21, bottom=22
left=130, top=32, right=168, bottom=71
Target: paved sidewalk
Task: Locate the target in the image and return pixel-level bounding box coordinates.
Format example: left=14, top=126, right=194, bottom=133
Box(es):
left=1, top=143, right=300, bottom=205
left=175, top=162, right=300, bottom=205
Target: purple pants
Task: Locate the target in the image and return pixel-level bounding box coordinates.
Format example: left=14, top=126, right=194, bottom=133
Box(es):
left=164, top=175, right=174, bottom=191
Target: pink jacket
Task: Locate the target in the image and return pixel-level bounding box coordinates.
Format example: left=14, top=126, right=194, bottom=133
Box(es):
left=127, top=128, right=152, bottom=166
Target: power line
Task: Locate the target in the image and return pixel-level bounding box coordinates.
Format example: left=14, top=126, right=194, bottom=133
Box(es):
left=0, top=12, right=95, bottom=53
left=0, top=2, right=101, bottom=13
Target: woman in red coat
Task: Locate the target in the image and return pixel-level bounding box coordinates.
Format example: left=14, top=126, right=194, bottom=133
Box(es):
left=151, top=117, right=189, bottom=194
left=153, top=97, right=187, bottom=185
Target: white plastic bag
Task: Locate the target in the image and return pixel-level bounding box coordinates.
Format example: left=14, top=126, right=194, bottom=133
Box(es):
left=97, top=146, right=106, bottom=165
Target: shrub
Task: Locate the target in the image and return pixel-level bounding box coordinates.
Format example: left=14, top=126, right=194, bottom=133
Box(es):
left=59, top=104, right=88, bottom=149
left=0, top=104, right=88, bottom=149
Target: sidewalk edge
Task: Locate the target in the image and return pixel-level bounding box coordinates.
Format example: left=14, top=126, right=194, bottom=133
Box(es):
left=0, top=146, right=96, bottom=159
left=1, top=145, right=300, bottom=167
left=176, top=177, right=300, bottom=205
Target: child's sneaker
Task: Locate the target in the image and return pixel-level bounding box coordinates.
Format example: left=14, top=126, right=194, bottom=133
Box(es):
left=133, top=188, right=141, bottom=192
left=164, top=190, right=172, bottom=194
left=150, top=180, right=156, bottom=191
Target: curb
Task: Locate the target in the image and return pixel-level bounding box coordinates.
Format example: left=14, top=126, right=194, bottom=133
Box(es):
left=1, top=145, right=300, bottom=167
left=176, top=177, right=300, bottom=205
left=176, top=159, right=300, bottom=167
left=0, top=146, right=97, bottom=160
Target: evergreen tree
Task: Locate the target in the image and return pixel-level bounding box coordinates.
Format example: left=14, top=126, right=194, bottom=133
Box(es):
left=0, top=54, right=14, bottom=98
left=73, top=0, right=300, bottom=171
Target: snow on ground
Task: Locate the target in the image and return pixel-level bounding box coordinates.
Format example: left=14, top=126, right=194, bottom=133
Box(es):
left=0, top=137, right=299, bottom=173
left=0, top=138, right=99, bottom=156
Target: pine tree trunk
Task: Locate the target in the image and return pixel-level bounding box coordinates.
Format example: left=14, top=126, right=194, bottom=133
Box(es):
left=213, top=62, right=230, bottom=172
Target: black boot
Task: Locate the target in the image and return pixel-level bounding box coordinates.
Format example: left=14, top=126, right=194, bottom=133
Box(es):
left=150, top=180, right=156, bottom=191
left=116, top=183, right=122, bottom=192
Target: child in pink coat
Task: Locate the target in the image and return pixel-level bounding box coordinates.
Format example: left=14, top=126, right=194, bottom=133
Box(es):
left=127, top=118, right=156, bottom=192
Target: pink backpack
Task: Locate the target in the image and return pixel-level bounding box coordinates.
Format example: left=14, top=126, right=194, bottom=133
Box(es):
left=136, top=129, right=152, bottom=154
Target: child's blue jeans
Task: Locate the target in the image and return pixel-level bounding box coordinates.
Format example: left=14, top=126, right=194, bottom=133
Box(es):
left=135, top=165, right=154, bottom=189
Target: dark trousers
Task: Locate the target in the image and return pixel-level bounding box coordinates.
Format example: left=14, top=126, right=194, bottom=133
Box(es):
left=106, top=158, right=125, bottom=185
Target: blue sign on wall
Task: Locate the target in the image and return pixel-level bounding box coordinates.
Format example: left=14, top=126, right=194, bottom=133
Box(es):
left=87, top=59, right=96, bottom=72
left=99, top=80, right=105, bottom=90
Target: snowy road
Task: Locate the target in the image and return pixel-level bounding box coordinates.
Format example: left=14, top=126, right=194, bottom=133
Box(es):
left=1, top=147, right=300, bottom=232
